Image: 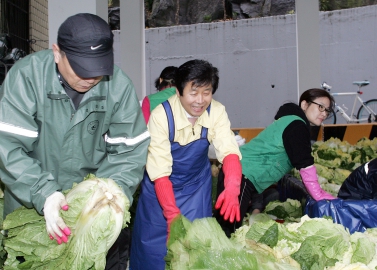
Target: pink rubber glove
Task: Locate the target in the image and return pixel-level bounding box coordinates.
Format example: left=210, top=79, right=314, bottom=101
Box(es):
left=154, top=177, right=181, bottom=237
left=300, top=165, right=336, bottom=201
left=215, top=154, right=242, bottom=223
left=43, top=192, right=71, bottom=244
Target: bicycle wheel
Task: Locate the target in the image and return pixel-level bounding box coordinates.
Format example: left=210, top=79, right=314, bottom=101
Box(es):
left=357, top=99, right=377, bottom=123
left=322, top=109, right=336, bottom=125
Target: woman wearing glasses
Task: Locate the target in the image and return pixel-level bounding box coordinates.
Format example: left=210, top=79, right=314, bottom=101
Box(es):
left=215, top=88, right=336, bottom=237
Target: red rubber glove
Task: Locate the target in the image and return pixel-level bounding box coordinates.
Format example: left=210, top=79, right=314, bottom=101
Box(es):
left=154, top=177, right=181, bottom=236
left=300, top=165, right=336, bottom=201
left=215, top=154, right=242, bottom=223
left=141, top=96, right=151, bottom=124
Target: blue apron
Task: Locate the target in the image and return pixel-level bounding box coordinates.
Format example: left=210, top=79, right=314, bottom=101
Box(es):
left=130, top=101, right=212, bottom=270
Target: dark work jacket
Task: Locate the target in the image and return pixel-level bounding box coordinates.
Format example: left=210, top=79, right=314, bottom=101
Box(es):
left=338, top=158, right=377, bottom=200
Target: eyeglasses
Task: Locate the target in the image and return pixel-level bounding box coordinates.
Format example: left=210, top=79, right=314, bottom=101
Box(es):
left=310, top=101, right=331, bottom=115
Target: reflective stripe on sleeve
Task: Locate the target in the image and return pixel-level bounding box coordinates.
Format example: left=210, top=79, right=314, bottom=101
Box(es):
left=0, top=121, right=38, bottom=138
left=105, top=130, right=150, bottom=146
left=365, top=162, right=370, bottom=175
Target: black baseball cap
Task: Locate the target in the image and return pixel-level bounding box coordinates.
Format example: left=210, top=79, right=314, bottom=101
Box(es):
left=57, top=13, right=114, bottom=78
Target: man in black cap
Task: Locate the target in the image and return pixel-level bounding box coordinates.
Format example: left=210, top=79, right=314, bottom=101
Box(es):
left=0, top=13, right=150, bottom=269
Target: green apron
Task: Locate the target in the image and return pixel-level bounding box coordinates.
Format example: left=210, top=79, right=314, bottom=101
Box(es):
left=240, top=115, right=305, bottom=193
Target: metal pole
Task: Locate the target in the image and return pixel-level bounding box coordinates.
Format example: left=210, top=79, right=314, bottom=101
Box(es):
left=296, top=0, right=321, bottom=101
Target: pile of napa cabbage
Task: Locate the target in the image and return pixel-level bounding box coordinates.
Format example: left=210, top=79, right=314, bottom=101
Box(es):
left=291, top=137, right=377, bottom=196
left=1, top=174, right=130, bottom=270
left=167, top=213, right=377, bottom=270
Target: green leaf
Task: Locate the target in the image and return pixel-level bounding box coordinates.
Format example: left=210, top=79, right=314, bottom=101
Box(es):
left=245, top=217, right=276, bottom=242
left=3, top=207, right=43, bottom=231
left=259, top=222, right=278, bottom=247
left=351, top=235, right=375, bottom=265
left=167, top=214, right=190, bottom=248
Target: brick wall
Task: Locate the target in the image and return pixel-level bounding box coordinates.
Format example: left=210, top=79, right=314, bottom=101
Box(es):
left=29, top=0, right=48, bottom=51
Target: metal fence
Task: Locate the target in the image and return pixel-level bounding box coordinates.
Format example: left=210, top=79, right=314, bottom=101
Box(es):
left=3, top=0, right=29, bottom=54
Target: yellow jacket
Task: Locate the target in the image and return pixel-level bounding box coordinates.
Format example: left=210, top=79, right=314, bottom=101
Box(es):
left=147, top=94, right=241, bottom=181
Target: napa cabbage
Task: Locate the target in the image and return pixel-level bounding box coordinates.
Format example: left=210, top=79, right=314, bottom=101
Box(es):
left=236, top=214, right=377, bottom=270
left=264, top=199, right=302, bottom=221
left=2, top=174, right=130, bottom=270
left=291, top=137, right=377, bottom=198
left=166, top=215, right=301, bottom=270
left=168, top=213, right=377, bottom=270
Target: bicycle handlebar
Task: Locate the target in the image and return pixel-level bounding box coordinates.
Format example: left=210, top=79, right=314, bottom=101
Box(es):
left=321, top=81, right=370, bottom=93
left=321, top=82, right=332, bottom=91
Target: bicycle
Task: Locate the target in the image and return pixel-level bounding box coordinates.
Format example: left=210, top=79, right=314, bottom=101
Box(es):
left=321, top=81, right=377, bottom=124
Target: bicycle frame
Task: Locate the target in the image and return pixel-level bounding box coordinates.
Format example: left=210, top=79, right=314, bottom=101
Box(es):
left=322, top=80, right=377, bottom=123
left=331, top=92, right=367, bottom=122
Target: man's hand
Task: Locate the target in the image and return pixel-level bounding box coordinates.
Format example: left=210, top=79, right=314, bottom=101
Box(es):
left=215, top=154, right=242, bottom=223
left=43, top=191, right=71, bottom=244
left=154, top=177, right=180, bottom=240
left=215, top=188, right=240, bottom=222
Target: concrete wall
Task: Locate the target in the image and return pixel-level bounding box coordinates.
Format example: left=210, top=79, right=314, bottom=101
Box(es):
left=140, top=5, right=377, bottom=128
left=48, top=0, right=107, bottom=48
left=319, top=7, right=377, bottom=124
left=26, top=3, right=377, bottom=128
left=29, top=0, right=49, bottom=52
left=28, top=0, right=106, bottom=51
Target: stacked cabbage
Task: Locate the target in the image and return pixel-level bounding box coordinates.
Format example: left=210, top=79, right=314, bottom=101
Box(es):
left=291, top=137, right=377, bottom=196
left=167, top=214, right=377, bottom=270
left=166, top=215, right=301, bottom=270
left=2, top=174, right=130, bottom=270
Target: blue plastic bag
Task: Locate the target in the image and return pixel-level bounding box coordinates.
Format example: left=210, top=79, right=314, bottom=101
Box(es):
left=305, top=198, right=377, bottom=234
left=278, top=174, right=377, bottom=234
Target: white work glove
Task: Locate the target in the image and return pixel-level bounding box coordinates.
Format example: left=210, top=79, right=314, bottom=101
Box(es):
left=235, top=135, right=246, bottom=146
left=43, top=191, right=71, bottom=244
